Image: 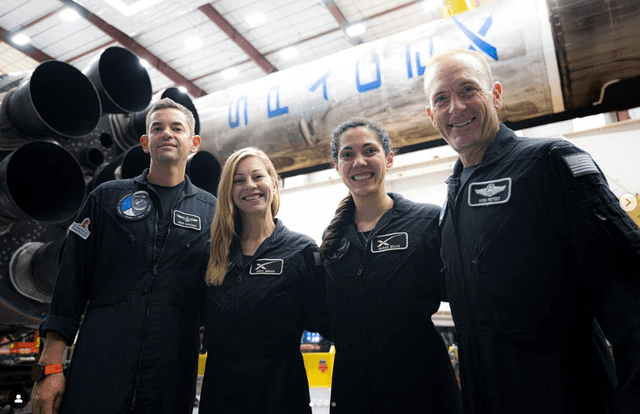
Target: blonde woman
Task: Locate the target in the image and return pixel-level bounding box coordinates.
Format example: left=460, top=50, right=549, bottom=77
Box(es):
left=199, top=147, right=329, bottom=414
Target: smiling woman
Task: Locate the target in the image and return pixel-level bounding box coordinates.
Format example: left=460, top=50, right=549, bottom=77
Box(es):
left=200, top=147, right=330, bottom=414
left=319, top=118, right=462, bottom=414
left=232, top=156, right=278, bottom=220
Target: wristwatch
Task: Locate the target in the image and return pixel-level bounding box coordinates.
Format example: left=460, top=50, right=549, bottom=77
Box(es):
left=30, top=363, right=64, bottom=382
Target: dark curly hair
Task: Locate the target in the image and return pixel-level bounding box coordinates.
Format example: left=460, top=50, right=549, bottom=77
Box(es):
left=321, top=118, right=393, bottom=257
left=329, top=117, right=392, bottom=163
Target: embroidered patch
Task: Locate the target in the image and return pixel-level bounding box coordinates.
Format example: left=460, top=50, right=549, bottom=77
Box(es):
left=370, top=232, right=408, bottom=253
left=69, top=218, right=91, bottom=240
left=468, top=178, right=511, bottom=207
left=249, top=259, right=284, bottom=275
left=173, top=210, right=201, bottom=230
left=313, top=251, right=322, bottom=266
left=562, top=153, right=599, bottom=177
left=439, top=197, right=447, bottom=227
left=117, top=191, right=152, bottom=221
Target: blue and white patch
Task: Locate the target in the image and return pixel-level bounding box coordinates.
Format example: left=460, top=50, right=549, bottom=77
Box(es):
left=468, top=178, right=511, bottom=207
left=370, top=232, right=408, bottom=253
left=562, top=153, right=599, bottom=177
left=69, top=218, right=91, bottom=240
left=173, top=210, right=201, bottom=230
left=250, top=258, right=284, bottom=275
left=117, top=191, right=152, bottom=221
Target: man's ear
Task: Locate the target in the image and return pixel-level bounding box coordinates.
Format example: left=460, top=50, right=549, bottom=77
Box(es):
left=140, top=135, right=150, bottom=153
left=386, top=151, right=394, bottom=170
left=492, top=82, right=503, bottom=111
left=425, top=106, right=434, bottom=124
left=191, top=135, right=201, bottom=153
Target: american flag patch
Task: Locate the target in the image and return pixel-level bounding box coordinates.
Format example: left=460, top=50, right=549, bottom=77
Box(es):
left=313, top=251, right=322, bottom=266
left=561, top=153, right=598, bottom=177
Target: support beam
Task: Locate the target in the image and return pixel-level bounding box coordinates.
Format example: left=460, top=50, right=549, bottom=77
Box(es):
left=198, top=4, right=277, bottom=74
left=192, top=0, right=423, bottom=83
left=0, top=26, right=54, bottom=63
left=323, top=0, right=362, bottom=45
left=325, top=0, right=348, bottom=26
left=63, top=0, right=207, bottom=97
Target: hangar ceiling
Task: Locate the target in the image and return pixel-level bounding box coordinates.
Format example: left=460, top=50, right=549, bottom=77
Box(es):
left=0, top=0, right=457, bottom=97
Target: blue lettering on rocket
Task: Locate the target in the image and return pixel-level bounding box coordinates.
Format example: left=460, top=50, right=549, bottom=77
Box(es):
left=267, top=86, right=289, bottom=118
left=454, top=16, right=498, bottom=60
left=405, top=45, right=427, bottom=79
left=309, top=70, right=331, bottom=101
left=405, top=45, right=413, bottom=78
left=356, top=54, right=381, bottom=93
left=229, top=96, right=248, bottom=128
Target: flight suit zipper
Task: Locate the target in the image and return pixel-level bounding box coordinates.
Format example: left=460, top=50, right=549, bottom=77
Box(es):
left=131, top=193, right=188, bottom=410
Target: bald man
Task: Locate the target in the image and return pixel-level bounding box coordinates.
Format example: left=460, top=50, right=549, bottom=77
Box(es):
left=423, top=49, right=640, bottom=414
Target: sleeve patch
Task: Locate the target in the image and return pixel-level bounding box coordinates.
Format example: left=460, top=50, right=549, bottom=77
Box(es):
left=69, top=218, right=91, bottom=240
left=561, top=153, right=599, bottom=177
left=313, top=251, right=322, bottom=266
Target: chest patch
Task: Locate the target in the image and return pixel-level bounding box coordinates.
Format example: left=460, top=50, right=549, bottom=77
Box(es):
left=370, top=232, right=408, bottom=253
left=249, top=258, right=284, bottom=275
left=468, top=178, right=511, bottom=207
left=117, top=191, right=152, bottom=221
left=173, top=209, right=201, bottom=230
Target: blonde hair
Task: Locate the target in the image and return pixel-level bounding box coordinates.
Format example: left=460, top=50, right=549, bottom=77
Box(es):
left=206, top=147, right=280, bottom=286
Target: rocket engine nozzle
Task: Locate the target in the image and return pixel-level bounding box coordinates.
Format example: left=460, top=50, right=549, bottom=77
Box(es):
left=0, top=141, right=86, bottom=224
left=0, top=60, right=102, bottom=143
left=83, top=46, right=152, bottom=114
left=9, top=238, right=65, bottom=304
left=186, top=151, right=221, bottom=196
left=110, top=87, right=201, bottom=150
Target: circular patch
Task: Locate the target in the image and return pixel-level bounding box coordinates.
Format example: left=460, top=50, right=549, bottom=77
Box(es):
left=117, top=191, right=152, bottom=221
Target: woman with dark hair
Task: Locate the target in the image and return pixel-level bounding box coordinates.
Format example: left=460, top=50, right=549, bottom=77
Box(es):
left=321, top=118, right=462, bottom=413
left=199, top=147, right=329, bottom=414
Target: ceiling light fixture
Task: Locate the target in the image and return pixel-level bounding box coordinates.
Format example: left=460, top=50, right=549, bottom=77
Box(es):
left=104, top=0, right=163, bottom=17
left=139, top=59, right=150, bottom=69
left=11, top=33, right=30, bottom=46
left=60, top=8, right=80, bottom=22
left=178, top=86, right=188, bottom=94
left=345, top=23, right=366, bottom=38
left=245, top=12, right=265, bottom=28
left=279, top=47, right=298, bottom=60
left=185, top=36, right=203, bottom=51
left=222, top=68, right=239, bottom=80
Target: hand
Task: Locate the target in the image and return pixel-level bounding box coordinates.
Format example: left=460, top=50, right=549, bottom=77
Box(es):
left=31, top=372, right=65, bottom=414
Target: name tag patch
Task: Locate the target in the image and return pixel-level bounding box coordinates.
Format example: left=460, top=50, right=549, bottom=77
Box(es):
left=69, top=218, right=91, bottom=240
left=173, top=210, right=201, bottom=230
left=468, top=178, right=511, bottom=207
left=371, top=232, right=408, bottom=253
left=250, top=259, right=284, bottom=275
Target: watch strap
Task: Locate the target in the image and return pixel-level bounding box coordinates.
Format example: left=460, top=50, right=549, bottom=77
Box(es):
left=44, top=364, right=63, bottom=375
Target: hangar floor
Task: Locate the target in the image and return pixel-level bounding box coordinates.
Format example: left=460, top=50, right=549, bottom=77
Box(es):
left=191, top=378, right=331, bottom=414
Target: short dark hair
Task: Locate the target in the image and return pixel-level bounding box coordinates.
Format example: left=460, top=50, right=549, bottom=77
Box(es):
left=145, top=97, right=196, bottom=136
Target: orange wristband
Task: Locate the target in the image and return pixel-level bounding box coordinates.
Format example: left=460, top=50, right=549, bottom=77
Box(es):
left=44, top=364, right=63, bottom=375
